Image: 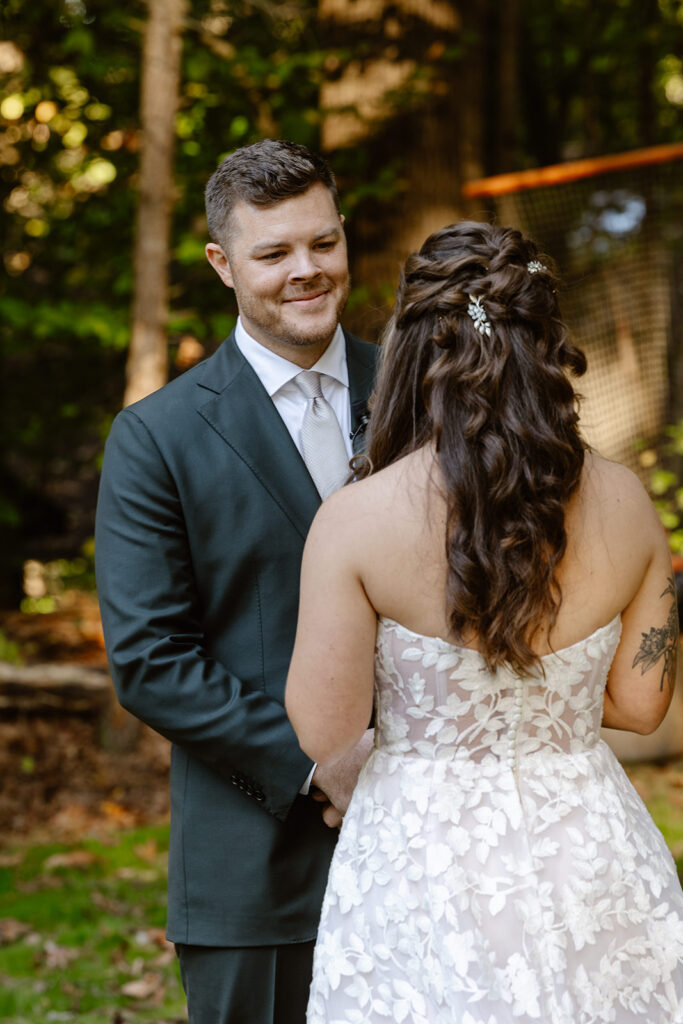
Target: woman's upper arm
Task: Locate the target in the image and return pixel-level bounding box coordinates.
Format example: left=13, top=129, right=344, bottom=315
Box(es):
left=285, top=490, right=377, bottom=763
left=603, top=495, right=678, bottom=734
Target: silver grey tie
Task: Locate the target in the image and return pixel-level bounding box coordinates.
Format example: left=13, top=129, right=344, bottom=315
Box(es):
left=295, top=370, right=350, bottom=499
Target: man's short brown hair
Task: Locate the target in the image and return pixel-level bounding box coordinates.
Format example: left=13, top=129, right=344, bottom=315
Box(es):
left=205, top=139, right=340, bottom=251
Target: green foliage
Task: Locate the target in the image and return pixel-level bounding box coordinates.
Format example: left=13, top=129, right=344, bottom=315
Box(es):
left=519, top=0, right=683, bottom=166
left=0, top=825, right=185, bottom=1023
left=0, top=629, right=23, bottom=664
left=20, top=541, right=96, bottom=615
left=638, top=421, right=683, bottom=552
left=0, top=0, right=329, bottom=385
left=0, top=0, right=335, bottom=588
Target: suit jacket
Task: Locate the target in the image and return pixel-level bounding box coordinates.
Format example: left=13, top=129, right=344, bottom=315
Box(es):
left=94, top=329, right=378, bottom=946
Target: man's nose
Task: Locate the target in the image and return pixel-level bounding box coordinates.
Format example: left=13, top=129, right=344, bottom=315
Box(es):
left=288, top=248, right=321, bottom=281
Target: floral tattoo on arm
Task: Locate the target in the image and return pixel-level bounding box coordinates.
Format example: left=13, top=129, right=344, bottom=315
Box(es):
left=632, top=577, right=679, bottom=693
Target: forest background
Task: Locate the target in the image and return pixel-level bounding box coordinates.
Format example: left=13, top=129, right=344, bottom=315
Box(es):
left=1, top=0, right=683, bottom=614
left=1, top=3, right=683, bottom=1020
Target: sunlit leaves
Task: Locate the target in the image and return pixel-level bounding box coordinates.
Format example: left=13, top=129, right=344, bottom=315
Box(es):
left=651, top=468, right=678, bottom=495
left=0, top=41, right=24, bottom=75
left=1, top=94, right=24, bottom=119
left=72, top=156, right=117, bottom=189
left=62, top=121, right=87, bottom=147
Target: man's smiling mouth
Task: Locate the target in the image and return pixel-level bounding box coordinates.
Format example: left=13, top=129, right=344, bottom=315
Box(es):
left=286, top=291, right=328, bottom=304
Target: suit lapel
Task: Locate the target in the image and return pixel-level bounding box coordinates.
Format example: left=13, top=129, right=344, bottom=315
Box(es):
left=196, top=330, right=378, bottom=535
left=196, top=335, right=321, bottom=539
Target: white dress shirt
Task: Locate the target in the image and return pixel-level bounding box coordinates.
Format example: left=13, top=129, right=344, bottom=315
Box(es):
left=234, top=317, right=353, bottom=460
left=234, top=317, right=352, bottom=795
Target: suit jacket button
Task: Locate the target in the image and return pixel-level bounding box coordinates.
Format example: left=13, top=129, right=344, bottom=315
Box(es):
left=255, top=791, right=265, bottom=802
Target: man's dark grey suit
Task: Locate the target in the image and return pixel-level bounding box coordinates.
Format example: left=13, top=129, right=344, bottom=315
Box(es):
left=95, top=329, right=377, bottom=961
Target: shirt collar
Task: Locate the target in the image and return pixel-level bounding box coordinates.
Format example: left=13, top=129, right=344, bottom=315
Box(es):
left=234, top=317, right=348, bottom=398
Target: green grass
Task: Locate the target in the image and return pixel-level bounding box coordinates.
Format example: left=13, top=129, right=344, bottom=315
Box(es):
left=0, top=824, right=185, bottom=1024
left=648, top=798, right=683, bottom=870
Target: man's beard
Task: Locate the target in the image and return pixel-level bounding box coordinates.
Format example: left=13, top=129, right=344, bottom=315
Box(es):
left=238, top=275, right=351, bottom=350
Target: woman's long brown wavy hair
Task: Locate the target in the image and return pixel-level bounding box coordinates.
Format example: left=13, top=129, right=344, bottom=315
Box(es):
left=359, top=221, right=588, bottom=674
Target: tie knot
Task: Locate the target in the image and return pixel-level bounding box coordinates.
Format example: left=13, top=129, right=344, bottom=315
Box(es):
left=295, top=370, right=324, bottom=400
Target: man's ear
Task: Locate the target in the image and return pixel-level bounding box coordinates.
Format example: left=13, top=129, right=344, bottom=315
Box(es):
left=206, top=243, right=234, bottom=289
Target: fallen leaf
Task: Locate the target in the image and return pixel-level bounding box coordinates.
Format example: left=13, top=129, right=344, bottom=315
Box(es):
left=120, top=972, right=163, bottom=999
left=17, top=875, right=64, bottom=893
left=43, top=939, right=78, bottom=968
left=48, top=803, right=95, bottom=836
left=151, top=948, right=176, bottom=967
left=0, top=918, right=30, bottom=945
left=115, top=867, right=158, bottom=883
left=0, top=853, right=23, bottom=868
left=101, top=800, right=136, bottom=827
left=129, top=956, right=145, bottom=976
left=133, top=838, right=158, bottom=862
left=133, top=926, right=168, bottom=949
left=44, top=850, right=97, bottom=870
left=91, top=891, right=127, bottom=914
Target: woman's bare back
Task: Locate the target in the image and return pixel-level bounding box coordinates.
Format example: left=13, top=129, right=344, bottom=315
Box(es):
left=350, top=448, right=657, bottom=658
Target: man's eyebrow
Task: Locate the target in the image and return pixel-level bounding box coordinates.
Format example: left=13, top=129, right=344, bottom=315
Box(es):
left=249, top=239, right=287, bottom=254
left=248, top=226, right=341, bottom=256
left=312, top=226, right=342, bottom=242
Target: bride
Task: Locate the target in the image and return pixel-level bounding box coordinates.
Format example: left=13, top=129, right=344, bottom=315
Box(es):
left=285, top=220, right=683, bottom=1023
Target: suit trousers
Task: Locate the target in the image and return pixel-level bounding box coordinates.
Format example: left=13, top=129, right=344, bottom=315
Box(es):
left=176, top=939, right=316, bottom=1024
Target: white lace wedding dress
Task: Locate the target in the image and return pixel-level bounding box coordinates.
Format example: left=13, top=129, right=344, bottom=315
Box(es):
left=307, top=615, right=683, bottom=1024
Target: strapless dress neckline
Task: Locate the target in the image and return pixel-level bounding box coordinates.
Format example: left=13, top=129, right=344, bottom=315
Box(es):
left=377, top=612, right=622, bottom=663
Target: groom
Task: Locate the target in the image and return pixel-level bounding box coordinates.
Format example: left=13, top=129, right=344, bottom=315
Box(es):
left=95, top=140, right=378, bottom=1023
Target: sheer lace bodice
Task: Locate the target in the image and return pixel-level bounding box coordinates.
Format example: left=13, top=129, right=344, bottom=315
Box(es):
left=374, top=614, right=621, bottom=764
left=308, top=615, right=683, bottom=1024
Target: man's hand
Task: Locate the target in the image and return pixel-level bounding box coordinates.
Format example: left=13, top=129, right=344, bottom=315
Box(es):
left=310, top=790, right=344, bottom=829
left=310, top=729, right=374, bottom=827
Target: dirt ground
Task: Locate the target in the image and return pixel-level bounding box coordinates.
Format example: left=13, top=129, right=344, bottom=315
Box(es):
left=0, top=593, right=171, bottom=844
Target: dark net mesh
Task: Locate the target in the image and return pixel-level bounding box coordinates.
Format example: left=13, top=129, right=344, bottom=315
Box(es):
left=465, top=153, right=683, bottom=473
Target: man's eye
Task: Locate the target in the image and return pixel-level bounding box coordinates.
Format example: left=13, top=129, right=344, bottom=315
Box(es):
left=261, top=251, right=285, bottom=261
left=315, top=241, right=335, bottom=251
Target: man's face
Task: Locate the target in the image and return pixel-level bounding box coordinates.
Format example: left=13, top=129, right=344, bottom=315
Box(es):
left=206, top=182, right=350, bottom=366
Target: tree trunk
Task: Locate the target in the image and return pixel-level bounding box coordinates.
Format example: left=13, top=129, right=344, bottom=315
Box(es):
left=123, top=0, right=186, bottom=408
left=485, top=0, right=520, bottom=175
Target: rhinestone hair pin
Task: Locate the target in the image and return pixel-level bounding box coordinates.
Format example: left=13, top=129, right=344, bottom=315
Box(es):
left=527, top=260, right=548, bottom=274
left=467, top=294, right=491, bottom=337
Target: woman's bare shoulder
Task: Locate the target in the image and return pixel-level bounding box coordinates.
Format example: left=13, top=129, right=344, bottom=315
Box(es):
left=584, top=450, right=652, bottom=500
left=311, top=450, right=432, bottom=547
left=581, top=450, right=661, bottom=534
left=308, top=467, right=391, bottom=541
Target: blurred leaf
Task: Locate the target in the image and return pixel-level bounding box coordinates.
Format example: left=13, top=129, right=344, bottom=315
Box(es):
left=651, top=468, right=677, bottom=495
left=0, top=630, right=23, bottom=665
